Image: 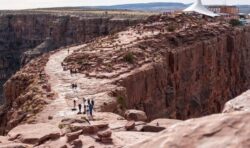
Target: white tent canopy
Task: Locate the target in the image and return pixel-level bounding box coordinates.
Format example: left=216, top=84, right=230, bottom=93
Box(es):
left=183, top=0, right=219, bottom=17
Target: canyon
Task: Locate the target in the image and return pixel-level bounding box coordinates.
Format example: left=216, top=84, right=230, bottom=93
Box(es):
left=64, top=14, right=250, bottom=120
left=0, top=11, right=249, bottom=147
left=0, top=10, right=143, bottom=104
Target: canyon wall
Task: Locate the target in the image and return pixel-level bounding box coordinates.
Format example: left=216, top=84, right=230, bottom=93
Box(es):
left=0, top=13, right=140, bottom=104
left=120, top=26, right=250, bottom=120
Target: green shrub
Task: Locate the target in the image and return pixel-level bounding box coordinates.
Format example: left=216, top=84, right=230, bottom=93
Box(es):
left=123, top=52, right=134, bottom=64
left=58, top=124, right=65, bottom=129
left=229, top=19, right=242, bottom=27
left=117, top=96, right=126, bottom=108
left=167, top=25, right=176, bottom=32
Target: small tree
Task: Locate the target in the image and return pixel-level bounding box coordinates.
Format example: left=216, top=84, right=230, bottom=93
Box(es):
left=123, top=52, right=134, bottom=64
left=229, top=19, right=242, bottom=27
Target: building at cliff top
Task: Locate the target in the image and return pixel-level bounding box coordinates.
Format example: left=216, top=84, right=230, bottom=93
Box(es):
left=208, top=5, right=239, bottom=19
left=183, top=0, right=219, bottom=17
left=208, top=5, right=239, bottom=14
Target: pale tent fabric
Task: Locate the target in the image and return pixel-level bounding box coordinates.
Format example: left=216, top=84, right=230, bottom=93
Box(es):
left=184, top=0, right=219, bottom=17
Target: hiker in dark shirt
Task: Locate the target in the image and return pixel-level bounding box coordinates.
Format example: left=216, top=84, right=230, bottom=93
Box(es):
left=89, top=103, right=93, bottom=117
left=91, top=99, right=95, bottom=107
left=73, top=100, right=76, bottom=109
left=78, top=104, right=82, bottom=114
left=83, top=98, right=86, bottom=114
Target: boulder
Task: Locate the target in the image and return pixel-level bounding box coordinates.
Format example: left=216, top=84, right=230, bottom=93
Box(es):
left=141, top=125, right=165, bottom=132
left=100, top=137, right=113, bottom=144
left=8, top=123, right=61, bottom=145
left=37, top=137, right=68, bottom=148
left=125, top=121, right=135, bottom=131
left=140, top=119, right=181, bottom=132
left=66, top=130, right=82, bottom=142
left=223, top=90, right=250, bottom=113
left=149, top=118, right=181, bottom=127
left=129, top=111, right=250, bottom=148
left=70, top=139, right=82, bottom=148
left=82, top=125, right=99, bottom=135
left=48, top=116, right=53, bottom=120
left=124, top=110, right=147, bottom=121
left=0, top=143, right=30, bottom=148
left=68, top=123, right=98, bottom=134
left=97, top=130, right=112, bottom=139
left=0, top=136, right=8, bottom=143
left=91, top=122, right=109, bottom=129
left=61, top=118, right=86, bottom=125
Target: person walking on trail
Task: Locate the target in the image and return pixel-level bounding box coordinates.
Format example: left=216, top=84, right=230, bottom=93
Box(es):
left=78, top=104, right=82, bottom=114
left=91, top=99, right=95, bottom=112
left=72, top=99, right=77, bottom=111
left=68, top=49, right=70, bottom=54
left=86, top=103, right=89, bottom=116
left=83, top=98, right=86, bottom=114
left=89, top=103, right=93, bottom=117
left=91, top=99, right=95, bottom=107
left=73, top=99, right=76, bottom=109
left=87, top=99, right=94, bottom=118
left=70, top=69, right=72, bottom=76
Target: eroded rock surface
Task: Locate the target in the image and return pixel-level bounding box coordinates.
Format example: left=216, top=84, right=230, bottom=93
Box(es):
left=223, top=90, right=250, bottom=113
left=0, top=53, right=52, bottom=135
left=129, top=111, right=250, bottom=148
left=124, top=109, right=148, bottom=121
left=8, top=123, right=61, bottom=145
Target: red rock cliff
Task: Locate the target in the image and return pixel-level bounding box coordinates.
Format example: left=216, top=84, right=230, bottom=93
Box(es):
left=64, top=14, right=250, bottom=120
left=121, top=26, right=250, bottom=120
left=0, top=12, right=142, bottom=104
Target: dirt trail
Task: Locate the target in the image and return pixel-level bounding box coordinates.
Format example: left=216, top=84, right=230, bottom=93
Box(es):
left=36, top=45, right=117, bottom=123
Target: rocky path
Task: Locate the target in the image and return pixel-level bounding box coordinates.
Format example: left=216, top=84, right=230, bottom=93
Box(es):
left=36, top=45, right=117, bottom=123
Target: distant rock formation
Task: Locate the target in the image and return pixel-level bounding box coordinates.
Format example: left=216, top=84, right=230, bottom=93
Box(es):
left=21, top=37, right=55, bottom=66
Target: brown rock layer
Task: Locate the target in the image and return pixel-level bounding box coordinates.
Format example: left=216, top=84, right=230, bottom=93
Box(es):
left=0, top=53, right=51, bottom=135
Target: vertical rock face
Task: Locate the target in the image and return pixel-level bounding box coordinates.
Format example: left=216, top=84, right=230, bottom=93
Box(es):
left=62, top=13, right=250, bottom=120
left=0, top=13, right=141, bottom=104
left=120, top=27, right=250, bottom=120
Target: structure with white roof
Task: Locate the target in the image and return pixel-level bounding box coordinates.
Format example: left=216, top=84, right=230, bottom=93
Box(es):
left=183, top=0, right=219, bottom=17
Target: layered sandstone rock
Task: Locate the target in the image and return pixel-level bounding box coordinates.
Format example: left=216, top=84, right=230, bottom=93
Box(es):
left=0, top=53, right=52, bottom=135
left=8, top=123, right=61, bottom=145
left=129, top=111, right=250, bottom=148
left=223, top=90, right=250, bottom=113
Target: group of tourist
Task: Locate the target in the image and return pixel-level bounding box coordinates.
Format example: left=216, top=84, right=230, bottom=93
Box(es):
left=73, top=98, right=95, bottom=117
left=71, top=83, right=78, bottom=89
left=70, top=69, right=78, bottom=75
